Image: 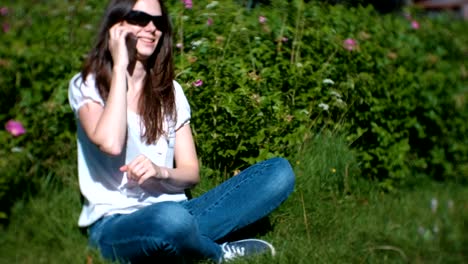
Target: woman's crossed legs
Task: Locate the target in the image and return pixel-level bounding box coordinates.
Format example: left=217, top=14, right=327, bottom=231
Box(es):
left=89, top=157, right=295, bottom=263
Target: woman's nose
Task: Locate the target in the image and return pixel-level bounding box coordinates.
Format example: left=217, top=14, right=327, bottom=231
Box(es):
left=144, top=21, right=157, bottom=32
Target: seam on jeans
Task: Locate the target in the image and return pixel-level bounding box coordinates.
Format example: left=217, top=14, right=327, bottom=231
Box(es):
left=101, top=236, right=178, bottom=256
left=101, top=235, right=165, bottom=246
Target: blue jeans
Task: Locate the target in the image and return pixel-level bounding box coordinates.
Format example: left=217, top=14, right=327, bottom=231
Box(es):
left=88, top=157, right=295, bottom=263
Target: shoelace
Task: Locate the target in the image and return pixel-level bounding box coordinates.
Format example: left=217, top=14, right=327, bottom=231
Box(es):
left=222, top=243, right=246, bottom=259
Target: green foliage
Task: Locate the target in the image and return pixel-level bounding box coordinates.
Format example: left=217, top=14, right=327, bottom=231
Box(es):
left=0, top=0, right=102, bottom=219
left=172, top=1, right=468, bottom=189
left=0, top=0, right=467, bottom=221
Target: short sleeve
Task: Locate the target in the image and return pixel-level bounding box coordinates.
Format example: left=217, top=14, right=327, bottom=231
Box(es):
left=68, top=73, right=105, bottom=117
left=173, top=80, right=191, bottom=131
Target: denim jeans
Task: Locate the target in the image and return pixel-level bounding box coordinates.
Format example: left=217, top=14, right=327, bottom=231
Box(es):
left=88, top=157, right=295, bottom=263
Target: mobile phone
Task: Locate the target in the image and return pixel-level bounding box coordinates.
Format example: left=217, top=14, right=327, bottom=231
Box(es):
left=125, top=33, right=137, bottom=63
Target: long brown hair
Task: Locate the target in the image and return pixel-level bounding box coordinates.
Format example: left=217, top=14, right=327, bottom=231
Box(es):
left=80, top=0, right=176, bottom=144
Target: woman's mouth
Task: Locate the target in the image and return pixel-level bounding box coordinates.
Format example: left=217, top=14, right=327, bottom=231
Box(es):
left=139, top=37, right=155, bottom=44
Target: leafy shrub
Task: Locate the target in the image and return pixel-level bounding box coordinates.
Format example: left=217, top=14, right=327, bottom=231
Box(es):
left=0, top=1, right=102, bottom=220
left=171, top=1, right=468, bottom=189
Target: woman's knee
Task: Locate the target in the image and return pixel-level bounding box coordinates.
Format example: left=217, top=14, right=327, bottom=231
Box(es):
left=264, top=157, right=295, bottom=196
left=146, top=202, right=197, bottom=241
left=95, top=203, right=197, bottom=262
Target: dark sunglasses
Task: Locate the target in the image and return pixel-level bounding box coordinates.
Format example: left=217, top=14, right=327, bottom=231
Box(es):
left=124, top=10, right=165, bottom=31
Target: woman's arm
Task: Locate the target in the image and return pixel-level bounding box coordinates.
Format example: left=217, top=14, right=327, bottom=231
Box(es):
left=78, top=68, right=127, bottom=155
left=79, top=24, right=133, bottom=156
left=121, top=124, right=200, bottom=193
left=161, top=124, right=200, bottom=190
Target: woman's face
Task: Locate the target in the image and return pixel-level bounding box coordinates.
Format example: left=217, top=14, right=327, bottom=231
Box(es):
left=124, top=0, right=163, bottom=61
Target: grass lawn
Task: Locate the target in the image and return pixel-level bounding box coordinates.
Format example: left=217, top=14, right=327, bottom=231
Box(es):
left=0, top=133, right=466, bottom=263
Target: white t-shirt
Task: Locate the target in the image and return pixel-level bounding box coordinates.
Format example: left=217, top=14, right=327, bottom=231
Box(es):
left=68, top=73, right=190, bottom=227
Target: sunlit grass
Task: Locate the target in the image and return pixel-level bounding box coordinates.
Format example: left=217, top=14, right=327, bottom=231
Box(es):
left=1, top=132, right=466, bottom=263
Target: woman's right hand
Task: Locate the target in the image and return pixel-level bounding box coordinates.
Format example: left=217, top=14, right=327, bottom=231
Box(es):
left=77, top=23, right=134, bottom=156
left=108, top=23, right=133, bottom=68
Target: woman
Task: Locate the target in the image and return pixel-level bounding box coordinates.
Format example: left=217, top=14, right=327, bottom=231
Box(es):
left=68, top=0, right=295, bottom=263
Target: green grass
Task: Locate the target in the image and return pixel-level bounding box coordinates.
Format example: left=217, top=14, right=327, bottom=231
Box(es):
left=1, top=132, right=466, bottom=264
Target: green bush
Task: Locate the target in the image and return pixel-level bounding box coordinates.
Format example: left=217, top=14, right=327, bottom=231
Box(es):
left=172, top=1, right=468, bottom=189
left=0, top=0, right=101, bottom=219
left=0, top=0, right=467, bottom=219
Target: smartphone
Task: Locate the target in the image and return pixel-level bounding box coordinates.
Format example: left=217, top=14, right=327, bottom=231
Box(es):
left=125, top=33, right=137, bottom=63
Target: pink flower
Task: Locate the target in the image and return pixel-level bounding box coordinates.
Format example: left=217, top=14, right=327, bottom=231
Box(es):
left=281, top=37, right=288, bottom=42
left=193, top=79, right=203, bottom=87
left=5, top=120, right=26, bottom=137
left=2, top=23, right=9, bottom=33
left=258, top=16, right=267, bottom=24
left=176, top=42, right=183, bottom=49
left=181, top=0, right=192, bottom=9
left=207, top=18, right=213, bottom=26
left=411, top=20, right=420, bottom=30
left=343, top=38, right=358, bottom=51
left=0, top=7, right=8, bottom=16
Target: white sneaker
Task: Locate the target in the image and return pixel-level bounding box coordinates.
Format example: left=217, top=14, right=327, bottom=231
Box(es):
left=220, top=239, right=276, bottom=262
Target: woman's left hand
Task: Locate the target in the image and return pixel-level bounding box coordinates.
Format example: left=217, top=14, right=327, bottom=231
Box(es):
left=120, top=155, right=168, bottom=185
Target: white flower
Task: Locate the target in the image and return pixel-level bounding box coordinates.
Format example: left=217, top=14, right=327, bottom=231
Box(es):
left=11, top=147, right=23, bottom=153
left=323, top=78, right=334, bottom=85
left=335, top=98, right=346, bottom=107
left=330, top=91, right=342, bottom=98
left=192, top=40, right=203, bottom=46
left=191, top=39, right=205, bottom=49
left=431, top=198, right=438, bottom=214
left=206, top=1, right=219, bottom=9
left=83, top=24, right=93, bottom=30
left=318, top=103, right=329, bottom=111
